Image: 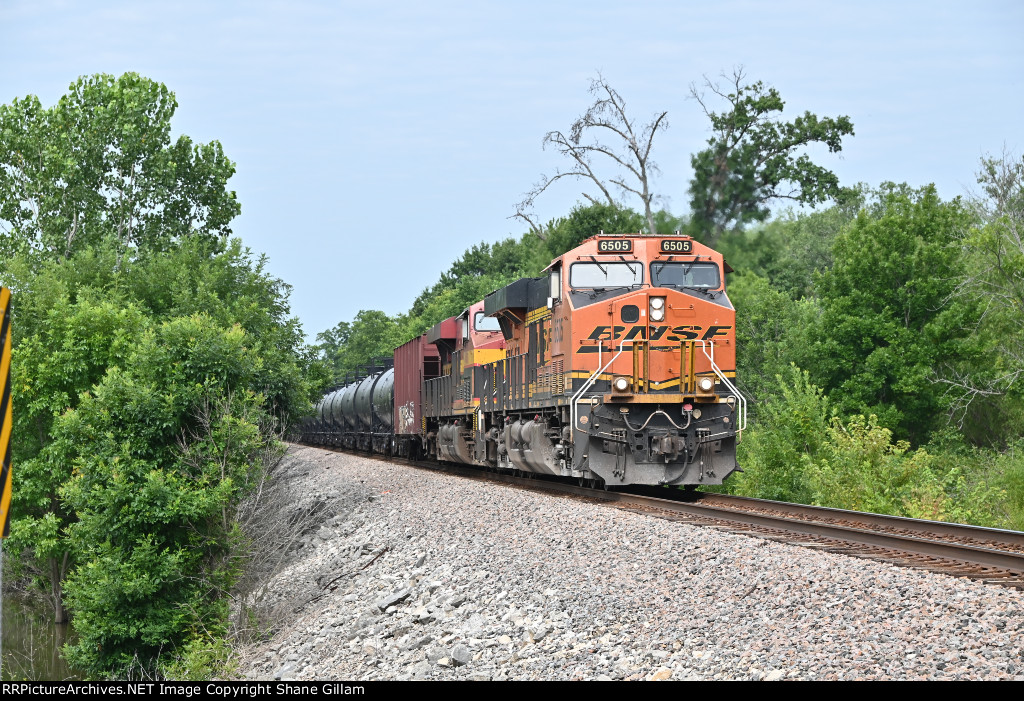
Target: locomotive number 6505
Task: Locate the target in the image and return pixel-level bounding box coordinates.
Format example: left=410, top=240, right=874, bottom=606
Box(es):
left=597, top=239, right=632, bottom=252
left=661, top=239, right=693, bottom=253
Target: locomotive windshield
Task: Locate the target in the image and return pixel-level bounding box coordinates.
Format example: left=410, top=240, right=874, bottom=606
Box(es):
left=650, top=262, right=720, bottom=289
left=474, top=311, right=501, bottom=332
left=570, top=262, right=643, bottom=289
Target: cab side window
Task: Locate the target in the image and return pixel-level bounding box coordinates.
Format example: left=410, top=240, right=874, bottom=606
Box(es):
left=549, top=267, right=561, bottom=302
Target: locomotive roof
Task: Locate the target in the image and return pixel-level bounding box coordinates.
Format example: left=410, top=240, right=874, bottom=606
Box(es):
left=551, top=232, right=731, bottom=272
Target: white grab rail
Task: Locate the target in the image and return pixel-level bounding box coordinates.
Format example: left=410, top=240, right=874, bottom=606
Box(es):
left=571, top=338, right=628, bottom=433
left=569, top=339, right=747, bottom=440
left=695, top=340, right=747, bottom=434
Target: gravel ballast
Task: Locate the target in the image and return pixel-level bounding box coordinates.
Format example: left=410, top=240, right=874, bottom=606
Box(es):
left=233, top=445, right=1024, bottom=681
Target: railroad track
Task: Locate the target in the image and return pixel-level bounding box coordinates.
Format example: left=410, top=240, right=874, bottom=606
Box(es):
left=302, top=443, right=1024, bottom=589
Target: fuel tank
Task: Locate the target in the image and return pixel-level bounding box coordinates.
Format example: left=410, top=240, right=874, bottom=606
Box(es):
left=328, top=385, right=347, bottom=430
left=315, top=395, right=330, bottom=427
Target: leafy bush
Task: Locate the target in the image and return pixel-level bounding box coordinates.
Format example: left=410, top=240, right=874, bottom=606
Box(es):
left=727, top=273, right=818, bottom=412
left=998, top=445, right=1024, bottom=531
left=729, top=365, right=830, bottom=503
left=49, top=315, right=280, bottom=675
left=727, top=370, right=1009, bottom=525
left=808, top=414, right=944, bottom=517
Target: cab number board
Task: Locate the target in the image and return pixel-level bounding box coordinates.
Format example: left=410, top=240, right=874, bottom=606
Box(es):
left=597, top=239, right=632, bottom=253
left=661, top=239, right=693, bottom=253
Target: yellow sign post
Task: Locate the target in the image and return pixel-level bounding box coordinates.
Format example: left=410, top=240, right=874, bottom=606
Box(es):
left=0, top=286, right=9, bottom=539
left=0, top=286, right=9, bottom=678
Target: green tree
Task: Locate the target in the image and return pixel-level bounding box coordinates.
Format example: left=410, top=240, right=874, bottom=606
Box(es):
left=120, top=237, right=315, bottom=417
left=1, top=76, right=318, bottom=640
left=808, top=184, right=976, bottom=442
left=9, top=296, right=147, bottom=622
left=727, top=272, right=817, bottom=410
left=400, top=235, right=537, bottom=340
left=0, top=73, right=239, bottom=262
left=649, top=209, right=690, bottom=237
left=441, top=237, right=533, bottom=281
left=48, top=315, right=279, bottom=676
left=539, top=202, right=646, bottom=261
left=405, top=271, right=520, bottom=339
left=317, top=310, right=405, bottom=381
left=6, top=238, right=317, bottom=627
left=717, top=189, right=866, bottom=299
left=688, top=69, right=855, bottom=246
left=940, top=151, right=1024, bottom=442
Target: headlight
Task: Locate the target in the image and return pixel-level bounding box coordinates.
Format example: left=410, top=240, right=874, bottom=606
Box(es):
left=651, top=307, right=665, bottom=321
left=699, top=377, right=714, bottom=392
left=650, top=297, right=665, bottom=310
left=613, top=377, right=631, bottom=392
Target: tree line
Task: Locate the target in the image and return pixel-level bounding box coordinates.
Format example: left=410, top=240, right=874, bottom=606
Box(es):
left=3, top=68, right=1021, bottom=680
left=1, top=73, right=327, bottom=678
left=319, top=70, right=856, bottom=377
left=319, top=75, right=1024, bottom=532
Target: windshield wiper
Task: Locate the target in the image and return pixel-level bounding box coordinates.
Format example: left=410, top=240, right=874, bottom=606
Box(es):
left=584, top=285, right=632, bottom=299
left=674, top=284, right=715, bottom=297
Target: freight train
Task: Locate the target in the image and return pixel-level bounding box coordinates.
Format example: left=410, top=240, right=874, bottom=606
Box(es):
left=300, top=232, right=745, bottom=487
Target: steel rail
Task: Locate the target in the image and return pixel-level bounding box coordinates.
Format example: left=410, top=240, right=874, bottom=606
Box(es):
left=297, top=443, right=1024, bottom=581
left=497, top=476, right=1024, bottom=574
left=624, top=494, right=1024, bottom=574
left=694, top=492, right=1024, bottom=550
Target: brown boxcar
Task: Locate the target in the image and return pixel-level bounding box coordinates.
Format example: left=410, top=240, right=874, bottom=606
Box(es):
left=392, top=334, right=441, bottom=458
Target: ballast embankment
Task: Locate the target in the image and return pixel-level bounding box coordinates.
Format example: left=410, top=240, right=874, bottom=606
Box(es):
left=232, top=445, right=1024, bottom=681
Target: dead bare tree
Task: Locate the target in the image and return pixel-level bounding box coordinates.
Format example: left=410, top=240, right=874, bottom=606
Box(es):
left=935, top=149, right=1024, bottom=426
left=513, top=74, right=668, bottom=237
left=229, top=445, right=335, bottom=641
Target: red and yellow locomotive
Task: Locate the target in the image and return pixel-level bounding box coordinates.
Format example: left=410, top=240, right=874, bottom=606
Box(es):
left=304, top=231, right=745, bottom=488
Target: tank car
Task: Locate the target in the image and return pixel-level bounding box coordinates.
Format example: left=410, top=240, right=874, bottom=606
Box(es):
left=307, top=362, right=395, bottom=454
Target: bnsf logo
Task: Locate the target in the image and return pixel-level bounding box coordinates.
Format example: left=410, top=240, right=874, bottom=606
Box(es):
left=583, top=324, right=732, bottom=343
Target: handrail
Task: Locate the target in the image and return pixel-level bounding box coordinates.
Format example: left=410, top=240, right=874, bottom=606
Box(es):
left=571, top=338, right=629, bottom=434
left=631, top=339, right=650, bottom=393
left=570, top=339, right=747, bottom=444
left=622, top=409, right=692, bottom=432
left=695, top=340, right=747, bottom=434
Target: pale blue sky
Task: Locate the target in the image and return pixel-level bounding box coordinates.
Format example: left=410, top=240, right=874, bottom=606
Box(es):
left=2, top=1, right=1021, bottom=339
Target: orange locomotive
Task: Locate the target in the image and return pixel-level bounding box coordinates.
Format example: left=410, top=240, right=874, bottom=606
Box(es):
left=303, top=231, right=745, bottom=488
left=422, top=231, right=744, bottom=487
